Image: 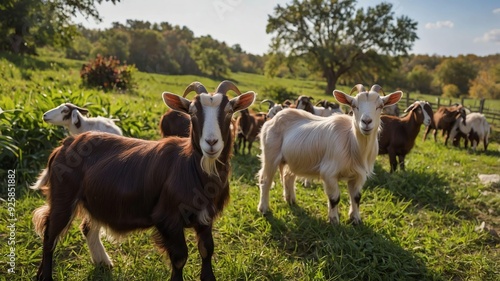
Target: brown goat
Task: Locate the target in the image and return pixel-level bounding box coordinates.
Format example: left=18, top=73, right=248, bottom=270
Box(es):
left=423, top=104, right=466, bottom=144
left=31, top=81, right=255, bottom=281
left=159, top=109, right=190, bottom=137
left=379, top=101, right=433, bottom=172
left=234, top=109, right=267, bottom=155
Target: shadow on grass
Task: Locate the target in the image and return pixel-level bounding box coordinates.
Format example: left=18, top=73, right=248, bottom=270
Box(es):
left=231, top=151, right=262, bottom=184
left=263, top=205, right=433, bottom=280
left=366, top=163, right=460, bottom=213
left=86, top=265, right=113, bottom=281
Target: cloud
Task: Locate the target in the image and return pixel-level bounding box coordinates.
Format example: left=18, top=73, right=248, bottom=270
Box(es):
left=425, top=20, right=454, bottom=29
left=493, top=8, right=500, bottom=14
left=474, top=29, right=500, bottom=43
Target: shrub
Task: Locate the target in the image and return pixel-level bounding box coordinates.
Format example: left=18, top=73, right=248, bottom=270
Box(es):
left=262, top=85, right=298, bottom=102
left=80, top=55, right=136, bottom=91
left=442, top=84, right=460, bottom=98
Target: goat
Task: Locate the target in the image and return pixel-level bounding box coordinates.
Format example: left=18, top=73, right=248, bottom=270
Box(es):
left=257, top=84, right=402, bottom=224
left=423, top=103, right=466, bottom=145
left=234, top=109, right=267, bottom=155
left=449, top=112, right=490, bottom=151
left=315, top=100, right=344, bottom=115
left=43, top=103, right=122, bottom=136
left=31, top=81, right=255, bottom=281
left=382, top=104, right=400, bottom=116
left=379, top=101, right=433, bottom=172
left=159, top=109, right=190, bottom=137
left=261, top=99, right=284, bottom=119
left=295, top=95, right=339, bottom=117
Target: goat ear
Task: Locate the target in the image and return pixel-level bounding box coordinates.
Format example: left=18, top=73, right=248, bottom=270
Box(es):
left=71, top=110, right=82, bottom=128
left=382, top=91, right=403, bottom=107
left=333, top=90, right=353, bottom=106
left=404, top=104, right=415, bottom=113
left=162, top=92, right=191, bottom=114
left=230, top=91, right=256, bottom=113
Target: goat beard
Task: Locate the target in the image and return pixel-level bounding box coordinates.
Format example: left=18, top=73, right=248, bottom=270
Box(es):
left=200, top=156, right=224, bottom=178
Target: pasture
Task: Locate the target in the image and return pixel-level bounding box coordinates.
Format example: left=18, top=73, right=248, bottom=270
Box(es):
left=1, top=52, right=499, bottom=280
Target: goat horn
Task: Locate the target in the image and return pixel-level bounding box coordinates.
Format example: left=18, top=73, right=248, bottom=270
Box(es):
left=215, top=80, right=241, bottom=96
left=370, top=84, right=385, bottom=96
left=261, top=99, right=275, bottom=108
left=349, top=84, right=366, bottom=95
left=183, top=81, right=208, bottom=98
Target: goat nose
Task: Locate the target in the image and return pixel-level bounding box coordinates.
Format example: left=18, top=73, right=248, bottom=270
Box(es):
left=205, top=139, right=218, bottom=146
left=362, top=118, right=372, bottom=125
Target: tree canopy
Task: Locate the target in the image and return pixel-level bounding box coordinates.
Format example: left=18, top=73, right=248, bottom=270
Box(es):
left=266, top=0, right=418, bottom=94
left=0, top=0, right=119, bottom=53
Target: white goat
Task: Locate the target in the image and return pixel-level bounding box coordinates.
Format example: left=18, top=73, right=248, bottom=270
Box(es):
left=43, top=103, right=122, bottom=136
left=257, top=84, right=402, bottom=224
left=449, top=112, right=490, bottom=151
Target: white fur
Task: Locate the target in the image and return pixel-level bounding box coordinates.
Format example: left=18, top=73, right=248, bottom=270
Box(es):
left=257, top=86, right=401, bottom=224
left=43, top=104, right=122, bottom=136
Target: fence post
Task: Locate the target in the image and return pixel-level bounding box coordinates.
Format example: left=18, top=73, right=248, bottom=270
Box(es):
left=461, top=97, right=465, bottom=106
left=406, top=92, right=410, bottom=108
left=479, top=98, right=485, bottom=113
left=436, top=97, right=440, bottom=109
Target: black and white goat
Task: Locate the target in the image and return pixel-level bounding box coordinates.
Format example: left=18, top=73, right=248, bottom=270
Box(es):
left=31, top=81, right=255, bottom=281
left=43, top=103, right=122, bottom=135
left=257, top=84, right=402, bottom=224
left=449, top=112, right=490, bottom=151
left=378, top=101, right=433, bottom=172
left=295, top=95, right=340, bottom=117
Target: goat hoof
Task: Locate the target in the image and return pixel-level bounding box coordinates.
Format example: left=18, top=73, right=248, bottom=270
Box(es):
left=349, top=217, right=363, bottom=226
left=328, top=217, right=340, bottom=225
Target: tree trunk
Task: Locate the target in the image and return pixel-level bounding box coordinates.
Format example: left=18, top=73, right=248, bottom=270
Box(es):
left=323, top=68, right=339, bottom=95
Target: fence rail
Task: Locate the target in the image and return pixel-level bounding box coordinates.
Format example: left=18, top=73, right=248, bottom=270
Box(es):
left=403, top=94, right=500, bottom=126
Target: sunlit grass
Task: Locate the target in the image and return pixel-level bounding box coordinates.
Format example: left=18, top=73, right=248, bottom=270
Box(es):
left=1, top=52, right=499, bottom=280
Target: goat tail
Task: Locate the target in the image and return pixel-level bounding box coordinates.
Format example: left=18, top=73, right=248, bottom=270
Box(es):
left=30, top=168, right=49, bottom=191
left=32, top=204, right=50, bottom=238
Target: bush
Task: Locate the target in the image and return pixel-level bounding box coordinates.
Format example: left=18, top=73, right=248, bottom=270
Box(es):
left=262, top=85, right=298, bottom=103
left=80, top=55, right=136, bottom=91
left=442, top=84, right=460, bottom=98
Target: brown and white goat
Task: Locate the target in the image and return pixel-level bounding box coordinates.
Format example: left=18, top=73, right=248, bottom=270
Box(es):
left=257, top=84, right=402, bottom=224
left=379, top=101, right=433, bottom=172
left=234, top=109, right=267, bottom=155
left=423, top=103, right=466, bottom=144
left=31, top=81, right=255, bottom=281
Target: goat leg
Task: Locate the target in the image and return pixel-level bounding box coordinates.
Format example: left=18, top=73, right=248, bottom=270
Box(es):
left=398, top=155, right=405, bottom=171
left=195, top=224, right=216, bottom=281
left=155, top=223, right=188, bottom=281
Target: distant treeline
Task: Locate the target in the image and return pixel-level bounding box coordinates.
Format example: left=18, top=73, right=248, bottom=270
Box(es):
left=66, top=20, right=266, bottom=78
left=65, top=20, right=499, bottom=99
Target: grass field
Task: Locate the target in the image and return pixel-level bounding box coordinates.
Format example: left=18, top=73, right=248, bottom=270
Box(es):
left=1, top=52, right=499, bottom=280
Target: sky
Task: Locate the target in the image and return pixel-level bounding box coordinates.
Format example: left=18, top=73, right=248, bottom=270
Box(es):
left=73, top=0, right=500, bottom=57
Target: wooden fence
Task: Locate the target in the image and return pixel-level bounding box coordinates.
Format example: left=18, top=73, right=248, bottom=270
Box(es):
left=402, top=93, right=500, bottom=126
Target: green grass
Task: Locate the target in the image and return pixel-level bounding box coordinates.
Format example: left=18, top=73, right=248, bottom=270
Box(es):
left=1, top=52, right=499, bottom=280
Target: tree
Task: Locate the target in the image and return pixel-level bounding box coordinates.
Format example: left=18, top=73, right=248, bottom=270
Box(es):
left=191, top=36, right=230, bottom=78
left=267, top=0, right=418, bottom=94
left=435, top=56, right=478, bottom=95
left=469, top=66, right=500, bottom=99
left=0, top=0, right=120, bottom=53
left=407, top=65, right=433, bottom=94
